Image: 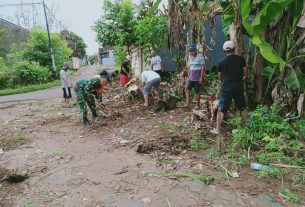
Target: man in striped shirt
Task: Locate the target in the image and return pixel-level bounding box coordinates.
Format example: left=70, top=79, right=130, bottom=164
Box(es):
left=185, top=43, right=206, bottom=109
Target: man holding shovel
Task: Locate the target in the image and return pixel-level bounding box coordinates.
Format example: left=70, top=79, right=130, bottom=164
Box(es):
left=211, top=40, right=249, bottom=135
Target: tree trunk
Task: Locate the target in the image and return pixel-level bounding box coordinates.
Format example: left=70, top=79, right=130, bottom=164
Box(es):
left=230, top=0, right=244, bottom=56
left=253, top=51, right=266, bottom=103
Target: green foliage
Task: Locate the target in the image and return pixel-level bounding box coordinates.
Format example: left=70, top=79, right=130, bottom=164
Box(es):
left=154, top=122, right=187, bottom=130
left=175, top=173, right=215, bottom=185
left=114, top=45, right=127, bottom=71
left=285, top=68, right=305, bottom=91
left=135, top=16, right=168, bottom=61
left=0, top=58, right=51, bottom=89
left=22, top=29, right=72, bottom=73
left=251, top=36, right=286, bottom=69
left=281, top=188, right=301, bottom=203
left=258, top=166, right=286, bottom=179
left=22, top=197, right=33, bottom=207
left=60, top=30, right=87, bottom=58
left=52, top=148, right=69, bottom=156
left=189, top=140, right=207, bottom=152
left=246, top=0, right=294, bottom=36
left=12, top=135, right=26, bottom=142
left=208, top=148, right=220, bottom=158
left=12, top=61, right=50, bottom=86
left=0, top=57, right=10, bottom=89
left=93, top=0, right=136, bottom=50
left=0, top=81, right=60, bottom=96
left=229, top=105, right=305, bottom=166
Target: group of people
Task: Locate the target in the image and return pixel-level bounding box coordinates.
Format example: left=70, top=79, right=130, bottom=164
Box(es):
left=184, top=41, right=249, bottom=134
left=60, top=41, right=249, bottom=134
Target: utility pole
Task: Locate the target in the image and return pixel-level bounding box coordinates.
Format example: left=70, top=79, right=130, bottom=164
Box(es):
left=42, top=0, right=56, bottom=74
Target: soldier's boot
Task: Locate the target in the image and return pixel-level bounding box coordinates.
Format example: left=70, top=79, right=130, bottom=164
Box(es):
left=83, top=117, right=90, bottom=126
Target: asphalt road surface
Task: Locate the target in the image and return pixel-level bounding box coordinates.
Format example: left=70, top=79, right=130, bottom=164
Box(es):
left=0, top=65, right=99, bottom=103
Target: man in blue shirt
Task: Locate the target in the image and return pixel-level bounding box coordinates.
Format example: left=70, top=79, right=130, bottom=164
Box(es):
left=185, top=43, right=206, bottom=109
left=211, top=40, right=249, bottom=134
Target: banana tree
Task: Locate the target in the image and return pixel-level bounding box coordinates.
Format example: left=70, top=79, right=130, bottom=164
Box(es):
left=222, top=0, right=305, bottom=113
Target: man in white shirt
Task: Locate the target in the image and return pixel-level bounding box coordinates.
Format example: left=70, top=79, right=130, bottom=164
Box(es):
left=150, top=51, right=162, bottom=78
left=141, top=69, right=161, bottom=107
left=60, top=62, right=73, bottom=107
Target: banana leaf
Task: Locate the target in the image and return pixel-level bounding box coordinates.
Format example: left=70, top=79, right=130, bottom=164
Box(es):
left=241, top=0, right=252, bottom=20
left=250, top=0, right=294, bottom=35
left=222, top=15, right=234, bottom=38
left=148, top=0, right=162, bottom=15
left=285, top=69, right=305, bottom=90
left=252, top=36, right=286, bottom=70
left=262, top=66, right=276, bottom=80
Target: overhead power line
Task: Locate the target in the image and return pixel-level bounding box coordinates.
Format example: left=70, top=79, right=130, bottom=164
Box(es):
left=0, top=3, right=42, bottom=8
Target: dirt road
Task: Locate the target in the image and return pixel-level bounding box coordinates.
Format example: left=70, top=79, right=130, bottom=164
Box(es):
left=0, top=65, right=98, bottom=103
left=0, top=67, right=303, bottom=207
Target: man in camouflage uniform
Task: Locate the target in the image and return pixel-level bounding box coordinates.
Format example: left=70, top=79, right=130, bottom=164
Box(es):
left=74, top=76, right=107, bottom=125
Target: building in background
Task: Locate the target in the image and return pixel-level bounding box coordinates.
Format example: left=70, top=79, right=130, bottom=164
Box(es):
left=98, top=46, right=115, bottom=66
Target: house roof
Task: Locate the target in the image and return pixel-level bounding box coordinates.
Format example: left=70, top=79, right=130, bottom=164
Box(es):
left=0, top=18, right=29, bottom=32
left=99, top=45, right=114, bottom=53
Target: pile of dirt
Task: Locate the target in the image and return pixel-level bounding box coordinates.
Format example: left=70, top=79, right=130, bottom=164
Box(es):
left=137, top=135, right=190, bottom=155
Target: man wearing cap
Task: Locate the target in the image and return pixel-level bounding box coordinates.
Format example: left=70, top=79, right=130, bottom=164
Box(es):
left=60, top=62, right=73, bottom=108
left=211, top=40, right=249, bottom=134
left=185, top=43, right=206, bottom=109
left=150, top=51, right=163, bottom=79
left=74, top=76, right=108, bottom=125
left=120, top=55, right=132, bottom=86
left=141, top=69, right=161, bottom=107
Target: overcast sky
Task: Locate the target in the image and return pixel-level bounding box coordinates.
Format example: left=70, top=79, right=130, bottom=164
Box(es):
left=1, top=0, right=104, bottom=55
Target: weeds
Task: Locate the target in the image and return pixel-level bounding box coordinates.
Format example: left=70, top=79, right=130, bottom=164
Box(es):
left=189, top=140, right=207, bottom=152
left=154, top=122, right=187, bottom=130
left=52, top=149, right=68, bottom=157
left=281, top=188, right=301, bottom=203
left=190, top=130, right=202, bottom=138
left=175, top=173, right=215, bottom=185
left=50, top=104, right=62, bottom=111
left=208, top=148, right=220, bottom=159
left=228, top=105, right=305, bottom=167
left=257, top=167, right=286, bottom=179
left=141, top=171, right=215, bottom=185
left=38, top=188, right=49, bottom=198
left=22, top=197, right=33, bottom=207
left=12, top=135, right=26, bottom=142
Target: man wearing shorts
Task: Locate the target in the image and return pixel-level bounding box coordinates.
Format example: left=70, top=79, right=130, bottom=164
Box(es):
left=141, top=70, right=161, bottom=107
left=60, top=62, right=73, bottom=107
left=185, top=43, right=206, bottom=109
left=211, top=40, right=249, bottom=134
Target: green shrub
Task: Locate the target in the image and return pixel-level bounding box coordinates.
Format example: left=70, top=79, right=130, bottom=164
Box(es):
left=12, top=61, right=50, bottom=86
left=0, top=57, right=11, bottom=89
left=114, top=45, right=127, bottom=72
left=229, top=105, right=305, bottom=166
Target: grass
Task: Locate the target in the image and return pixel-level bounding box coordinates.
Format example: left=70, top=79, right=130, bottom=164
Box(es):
left=52, top=148, right=68, bottom=157
left=189, top=140, right=207, bottom=152
left=0, top=80, right=60, bottom=96
left=12, top=135, right=26, bottom=142
left=22, top=197, right=33, bottom=207
left=141, top=170, right=215, bottom=185
left=154, top=122, right=187, bottom=130
left=281, top=188, right=301, bottom=203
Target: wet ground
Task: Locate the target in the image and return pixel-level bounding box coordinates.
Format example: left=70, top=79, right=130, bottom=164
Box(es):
left=0, top=66, right=304, bottom=207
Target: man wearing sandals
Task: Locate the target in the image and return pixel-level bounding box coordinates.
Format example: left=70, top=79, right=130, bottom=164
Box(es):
left=185, top=43, right=206, bottom=109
